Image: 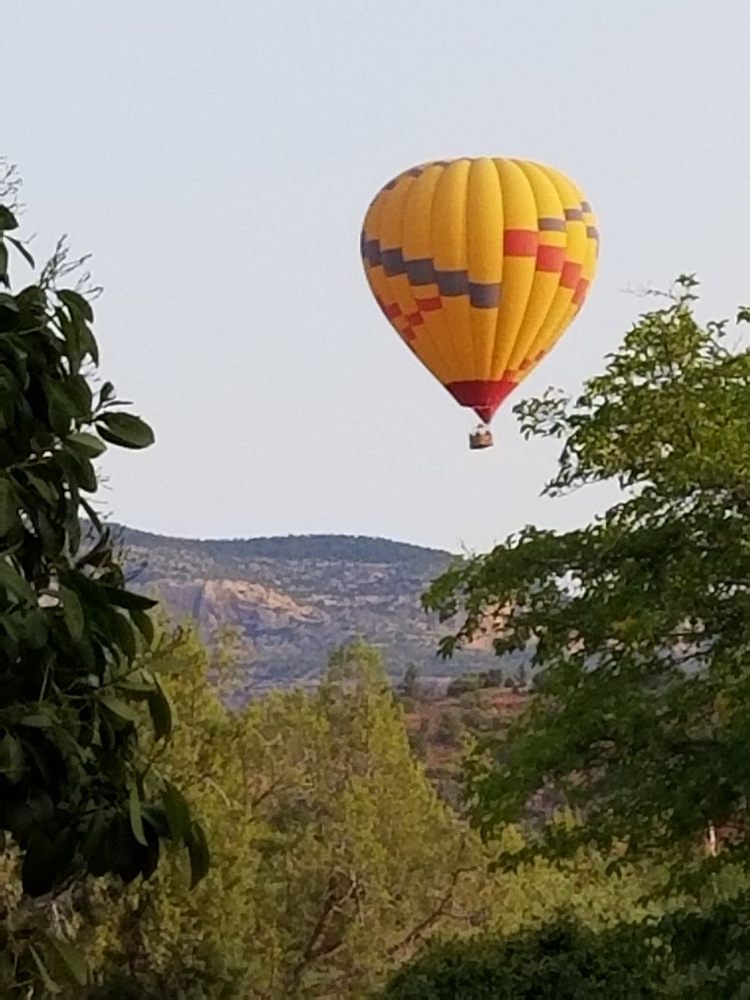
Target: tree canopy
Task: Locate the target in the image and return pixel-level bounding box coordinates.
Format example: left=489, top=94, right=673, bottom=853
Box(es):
left=421, top=279, right=750, bottom=983
left=0, top=178, right=205, bottom=995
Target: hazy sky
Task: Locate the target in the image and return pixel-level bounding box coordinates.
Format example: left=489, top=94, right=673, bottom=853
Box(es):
left=3, top=2, right=749, bottom=552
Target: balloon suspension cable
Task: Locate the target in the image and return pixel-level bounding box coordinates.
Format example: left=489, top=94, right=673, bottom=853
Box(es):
left=469, top=423, right=494, bottom=450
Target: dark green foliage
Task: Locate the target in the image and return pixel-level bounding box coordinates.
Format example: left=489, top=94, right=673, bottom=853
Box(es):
left=446, top=666, right=523, bottom=697
left=446, top=672, right=486, bottom=697
left=434, top=710, right=465, bottom=747
left=660, top=890, right=750, bottom=995
left=421, top=279, right=750, bottom=982
left=0, top=196, right=204, bottom=903
left=425, top=280, right=750, bottom=873
left=380, top=919, right=665, bottom=999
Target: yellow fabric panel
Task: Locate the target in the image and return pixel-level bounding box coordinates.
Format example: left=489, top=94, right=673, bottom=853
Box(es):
left=548, top=230, right=599, bottom=350
left=579, top=187, right=599, bottom=286
left=362, top=194, right=394, bottom=334
left=378, top=175, right=450, bottom=381
left=432, top=159, right=479, bottom=380
left=401, top=164, right=459, bottom=381
left=580, top=226, right=598, bottom=289
left=402, top=165, right=442, bottom=257
left=467, top=157, right=503, bottom=376
left=526, top=163, right=588, bottom=361
left=378, top=174, right=411, bottom=250
left=544, top=173, right=599, bottom=346
left=431, top=159, right=470, bottom=269
left=507, top=160, right=566, bottom=371
left=491, top=158, right=537, bottom=380
left=362, top=193, right=381, bottom=253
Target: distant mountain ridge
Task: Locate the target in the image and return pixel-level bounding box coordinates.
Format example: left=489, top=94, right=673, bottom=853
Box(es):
left=120, top=526, right=506, bottom=695
left=123, top=526, right=448, bottom=565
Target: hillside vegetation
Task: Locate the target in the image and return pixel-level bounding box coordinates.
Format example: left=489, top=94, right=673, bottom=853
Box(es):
left=122, top=527, right=518, bottom=694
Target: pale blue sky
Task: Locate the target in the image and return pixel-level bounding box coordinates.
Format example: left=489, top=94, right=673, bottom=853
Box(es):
left=3, top=2, right=749, bottom=551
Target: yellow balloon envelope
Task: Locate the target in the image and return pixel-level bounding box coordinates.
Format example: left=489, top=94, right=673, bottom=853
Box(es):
left=360, top=157, right=599, bottom=429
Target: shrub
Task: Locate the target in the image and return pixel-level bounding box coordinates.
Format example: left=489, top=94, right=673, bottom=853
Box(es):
left=380, top=919, right=667, bottom=999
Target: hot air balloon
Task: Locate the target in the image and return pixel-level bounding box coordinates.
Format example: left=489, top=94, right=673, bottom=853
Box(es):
left=360, top=158, right=599, bottom=449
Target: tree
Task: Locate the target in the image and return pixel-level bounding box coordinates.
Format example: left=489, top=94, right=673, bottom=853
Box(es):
left=75, top=638, right=482, bottom=999
left=0, top=629, right=660, bottom=998
left=0, top=177, right=204, bottom=992
left=434, top=710, right=466, bottom=749
left=512, top=663, right=528, bottom=690
left=446, top=672, right=485, bottom=698
left=401, top=661, right=421, bottom=699
left=424, top=279, right=750, bottom=968
left=380, top=918, right=667, bottom=1000
left=486, top=668, right=504, bottom=688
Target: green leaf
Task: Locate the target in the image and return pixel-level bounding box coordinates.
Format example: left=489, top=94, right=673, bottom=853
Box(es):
left=7, top=235, right=34, bottom=268
left=22, top=609, right=49, bottom=649
left=99, top=380, right=116, bottom=403
left=128, top=781, right=148, bottom=847
left=24, top=470, right=59, bottom=506
left=58, top=309, right=88, bottom=373
left=111, top=609, right=138, bottom=661
left=19, top=712, right=55, bottom=728
left=0, top=732, right=24, bottom=783
left=60, top=586, right=85, bottom=640
left=0, top=558, right=34, bottom=601
left=162, top=780, right=191, bottom=841
left=96, top=411, right=155, bottom=449
left=0, top=291, right=19, bottom=314
left=187, top=820, right=210, bottom=888
left=0, top=242, right=8, bottom=286
left=148, top=677, right=173, bottom=740
left=65, top=373, right=93, bottom=414
left=0, top=205, right=18, bottom=231
left=62, top=447, right=98, bottom=493
left=99, top=694, right=139, bottom=725
left=67, top=430, right=106, bottom=457
left=0, top=478, right=19, bottom=535
left=131, top=607, right=155, bottom=644
left=44, top=378, right=77, bottom=436
left=115, top=674, right=154, bottom=701
left=57, top=288, right=93, bottom=321
left=43, top=934, right=88, bottom=988
left=100, top=584, right=158, bottom=611
left=0, top=951, right=15, bottom=989
left=28, top=944, right=61, bottom=995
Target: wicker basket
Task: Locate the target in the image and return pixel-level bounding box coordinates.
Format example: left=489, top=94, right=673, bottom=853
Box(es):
left=469, top=427, right=493, bottom=450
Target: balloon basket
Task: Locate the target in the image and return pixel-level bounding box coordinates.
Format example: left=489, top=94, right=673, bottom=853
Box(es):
left=469, top=426, right=493, bottom=450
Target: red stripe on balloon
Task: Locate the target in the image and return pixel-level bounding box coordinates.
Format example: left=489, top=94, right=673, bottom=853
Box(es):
left=560, top=262, right=582, bottom=290
left=536, top=245, right=565, bottom=272
left=504, top=229, right=538, bottom=256
left=384, top=302, right=402, bottom=319
left=572, top=278, right=589, bottom=306
left=414, top=296, right=442, bottom=311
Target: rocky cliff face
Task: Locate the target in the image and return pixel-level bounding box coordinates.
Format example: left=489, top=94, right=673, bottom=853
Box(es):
left=150, top=578, right=326, bottom=635
left=121, top=527, right=511, bottom=694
